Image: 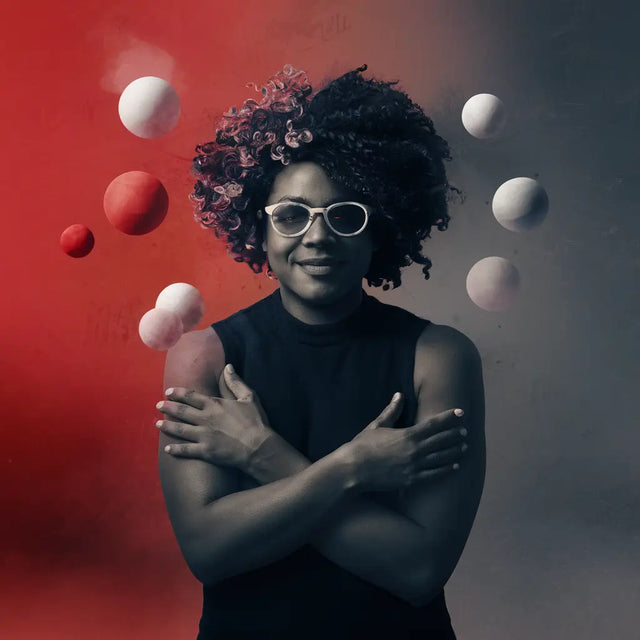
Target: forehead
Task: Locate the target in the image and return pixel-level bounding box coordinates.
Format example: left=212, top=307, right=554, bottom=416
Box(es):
left=267, top=161, right=352, bottom=205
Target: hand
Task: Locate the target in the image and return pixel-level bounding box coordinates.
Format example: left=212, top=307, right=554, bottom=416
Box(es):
left=348, top=393, right=468, bottom=492
left=156, top=364, right=272, bottom=473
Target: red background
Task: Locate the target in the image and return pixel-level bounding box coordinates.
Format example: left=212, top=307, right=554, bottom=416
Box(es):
left=5, top=1, right=638, bottom=638
left=1, top=1, right=477, bottom=636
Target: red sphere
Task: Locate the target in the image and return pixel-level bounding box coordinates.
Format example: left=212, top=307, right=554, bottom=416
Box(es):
left=60, top=224, right=95, bottom=258
left=103, top=171, right=169, bottom=235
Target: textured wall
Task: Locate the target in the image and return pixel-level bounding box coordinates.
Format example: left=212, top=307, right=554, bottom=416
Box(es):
left=2, top=1, right=637, bottom=637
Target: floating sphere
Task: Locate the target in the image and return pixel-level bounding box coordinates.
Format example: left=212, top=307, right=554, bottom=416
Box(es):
left=104, top=171, right=169, bottom=235
left=461, top=93, right=506, bottom=139
left=492, top=177, right=549, bottom=232
left=60, top=224, right=95, bottom=258
left=466, top=257, right=520, bottom=311
left=155, top=283, right=205, bottom=332
left=138, top=308, right=184, bottom=350
left=118, top=76, right=181, bottom=139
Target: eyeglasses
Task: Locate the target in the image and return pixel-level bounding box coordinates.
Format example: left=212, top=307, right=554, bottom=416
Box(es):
left=263, top=201, right=371, bottom=238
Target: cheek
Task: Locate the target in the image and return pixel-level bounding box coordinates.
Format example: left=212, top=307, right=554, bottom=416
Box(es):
left=265, top=235, right=295, bottom=266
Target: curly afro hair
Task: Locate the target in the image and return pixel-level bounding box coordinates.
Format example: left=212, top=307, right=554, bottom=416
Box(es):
left=190, top=64, right=457, bottom=289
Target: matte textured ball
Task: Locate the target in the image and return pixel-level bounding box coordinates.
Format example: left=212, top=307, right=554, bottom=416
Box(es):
left=461, top=93, right=506, bottom=139
left=60, top=224, right=95, bottom=258
left=466, top=257, right=521, bottom=311
left=138, top=308, right=184, bottom=350
left=104, top=171, right=169, bottom=235
left=155, top=283, right=205, bottom=332
left=492, top=177, right=549, bottom=232
left=118, top=76, right=181, bottom=139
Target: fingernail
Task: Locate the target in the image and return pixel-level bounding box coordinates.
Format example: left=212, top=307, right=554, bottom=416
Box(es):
left=165, top=388, right=174, bottom=396
left=460, top=428, right=468, bottom=437
left=453, top=463, right=460, bottom=470
left=156, top=420, right=163, bottom=428
left=156, top=401, right=164, bottom=410
left=461, top=443, right=468, bottom=452
left=164, top=445, right=171, bottom=453
left=454, top=408, right=464, bottom=417
left=226, top=363, right=235, bottom=374
left=392, top=392, right=401, bottom=402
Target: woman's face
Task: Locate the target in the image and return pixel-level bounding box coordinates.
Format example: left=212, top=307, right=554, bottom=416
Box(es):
left=264, top=161, right=376, bottom=311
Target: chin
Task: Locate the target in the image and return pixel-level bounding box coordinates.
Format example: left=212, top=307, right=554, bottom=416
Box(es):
left=286, top=276, right=361, bottom=306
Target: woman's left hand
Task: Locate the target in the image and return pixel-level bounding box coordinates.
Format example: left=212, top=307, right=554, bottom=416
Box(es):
left=156, top=364, right=272, bottom=473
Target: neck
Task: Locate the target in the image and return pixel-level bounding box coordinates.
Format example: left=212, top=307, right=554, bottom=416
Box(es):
left=278, top=286, right=363, bottom=325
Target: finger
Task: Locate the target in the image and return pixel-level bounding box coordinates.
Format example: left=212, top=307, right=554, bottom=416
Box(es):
left=417, top=443, right=467, bottom=470
left=156, top=399, right=201, bottom=425
left=163, top=442, right=209, bottom=459
left=413, top=463, right=460, bottom=482
left=218, top=368, right=235, bottom=400
left=410, top=408, right=466, bottom=439
left=415, top=427, right=467, bottom=454
left=224, top=364, right=255, bottom=403
left=366, top=392, right=404, bottom=430
left=156, top=420, right=203, bottom=442
left=163, top=387, right=208, bottom=410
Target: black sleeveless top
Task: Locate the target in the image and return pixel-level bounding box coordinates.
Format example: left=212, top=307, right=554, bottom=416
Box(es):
left=198, top=289, right=456, bottom=639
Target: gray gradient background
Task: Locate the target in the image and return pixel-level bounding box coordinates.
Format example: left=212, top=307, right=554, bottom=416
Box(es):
left=2, top=1, right=637, bottom=637
left=351, top=1, right=640, bottom=637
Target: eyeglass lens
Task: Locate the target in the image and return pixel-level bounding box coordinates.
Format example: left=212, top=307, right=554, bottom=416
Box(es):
left=271, top=203, right=366, bottom=236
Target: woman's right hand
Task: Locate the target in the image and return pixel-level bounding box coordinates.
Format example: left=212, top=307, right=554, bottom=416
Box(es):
left=347, top=393, right=467, bottom=492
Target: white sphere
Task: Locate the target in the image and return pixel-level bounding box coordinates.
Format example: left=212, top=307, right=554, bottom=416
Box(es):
left=492, top=177, right=549, bottom=232
left=466, top=257, right=520, bottom=311
left=461, top=93, right=506, bottom=139
left=139, top=308, right=184, bottom=350
left=118, top=76, right=181, bottom=139
left=155, top=282, right=205, bottom=332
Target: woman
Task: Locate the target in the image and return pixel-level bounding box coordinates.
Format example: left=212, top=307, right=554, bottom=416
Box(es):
left=156, top=65, right=485, bottom=638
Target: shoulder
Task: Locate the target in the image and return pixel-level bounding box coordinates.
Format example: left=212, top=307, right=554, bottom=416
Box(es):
left=167, top=289, right=277, bottom=370
left=414, top=323, right=483, bottom=394
left=163, top=327, right=225, bottom=395
left=416, top=322, right=480, bottom=358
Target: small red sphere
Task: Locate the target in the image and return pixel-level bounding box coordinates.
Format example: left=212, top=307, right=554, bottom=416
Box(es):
left=60, top=224, right=95, bottom=258
left=103, top=171, right=169, bottom=235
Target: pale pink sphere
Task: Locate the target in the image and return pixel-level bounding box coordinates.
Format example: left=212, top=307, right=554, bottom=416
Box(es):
left=138, top=308, right=184, bottom=350
left=466, top=257, right=521, bottom=311
left=155, top=283, right=205, bottom=332
left=492, top=177, right=549, bottom=232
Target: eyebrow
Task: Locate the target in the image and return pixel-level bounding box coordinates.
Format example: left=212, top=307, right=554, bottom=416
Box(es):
left=276, top=195, right=348, bottom=206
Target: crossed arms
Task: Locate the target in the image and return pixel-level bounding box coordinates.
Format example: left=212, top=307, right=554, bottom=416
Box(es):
left=157, top=324, right=485, bottom=607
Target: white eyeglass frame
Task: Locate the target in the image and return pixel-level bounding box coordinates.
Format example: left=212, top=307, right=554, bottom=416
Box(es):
left=263, top=201, right=371, bottom=237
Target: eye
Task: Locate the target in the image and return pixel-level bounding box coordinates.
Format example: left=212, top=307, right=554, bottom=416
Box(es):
left=273, top=204, right=307, bottom=223
left=328, top=204, right=368, bottom=234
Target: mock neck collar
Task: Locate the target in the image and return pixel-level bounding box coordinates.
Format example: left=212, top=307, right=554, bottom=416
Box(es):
left=268, top=288, right=371, bottom=346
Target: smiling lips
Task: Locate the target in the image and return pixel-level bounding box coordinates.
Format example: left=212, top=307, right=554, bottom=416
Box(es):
left=296, top=258, right=343, bottom=275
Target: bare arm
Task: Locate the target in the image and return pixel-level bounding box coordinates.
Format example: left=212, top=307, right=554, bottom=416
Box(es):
left=158, top=327, right=463, bottom=604
left=158, top=329, right=361, bottom=587
left=229, top=323, right=485, bottom=606
left=388, top=323, right=486, bottom=605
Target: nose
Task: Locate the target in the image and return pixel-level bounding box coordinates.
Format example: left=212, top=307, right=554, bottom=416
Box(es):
left=302, top=211, right=334, bottom=245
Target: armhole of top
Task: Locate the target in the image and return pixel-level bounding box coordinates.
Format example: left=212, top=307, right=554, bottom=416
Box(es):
left=211, top=308, right=253, bottom=371
left=211, top=318, right=237, bottom=367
